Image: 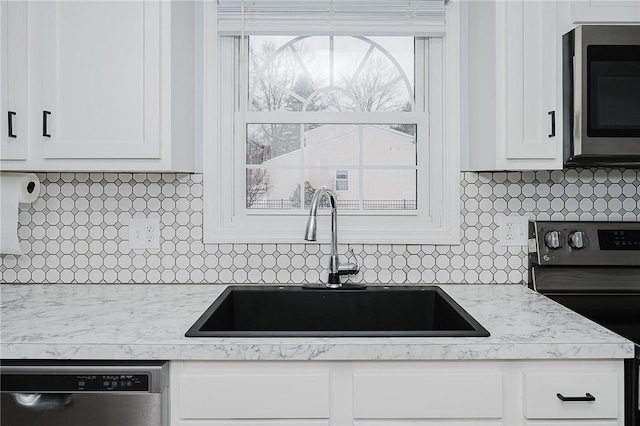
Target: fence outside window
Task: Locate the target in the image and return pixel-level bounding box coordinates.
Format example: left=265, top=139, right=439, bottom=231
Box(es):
left=248, top=199, right=417, bottom=210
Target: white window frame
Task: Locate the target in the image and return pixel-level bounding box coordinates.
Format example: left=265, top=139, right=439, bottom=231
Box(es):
left=203, top=2, right=461, bottom=245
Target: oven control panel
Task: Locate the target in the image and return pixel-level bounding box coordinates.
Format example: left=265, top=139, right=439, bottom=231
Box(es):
left=598, top=229, right=640, bottom=250
left=531, top=221, right=640, bottom=266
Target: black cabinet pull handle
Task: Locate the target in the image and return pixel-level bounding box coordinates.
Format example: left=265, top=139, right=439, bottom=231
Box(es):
left=8, top=111, right=17, bottom=138
left=556, top=392, right=595, bottom=402
left=43, top=111, right=51, bottom=137
left=548, top=111, right=556, bottom=138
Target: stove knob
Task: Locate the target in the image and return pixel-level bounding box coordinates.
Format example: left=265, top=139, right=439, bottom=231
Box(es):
left=568, top=231, right=587, bottom=249
left=544, top=231, right=562, bottom=249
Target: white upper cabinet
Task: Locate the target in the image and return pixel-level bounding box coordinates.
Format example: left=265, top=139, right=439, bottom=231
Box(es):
left=572, top=0, right=640, bottom=23
left=1, top=0, right=200, bottom=172
left=38, top=1, right=161, bottom=160
left=462, top=0, right=639, bottom=171
left=500, top=0, right=559, bottom=162
left=1, top=0, right=28, bottom=160
left=463, top=0, right=563, bottom=171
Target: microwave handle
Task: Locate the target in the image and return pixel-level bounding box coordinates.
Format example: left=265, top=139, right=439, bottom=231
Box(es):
left=548, top=111, right=555, bottom=138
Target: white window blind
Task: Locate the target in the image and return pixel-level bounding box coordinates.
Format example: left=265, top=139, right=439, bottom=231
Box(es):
left=217, top=0, right=446, bottom=36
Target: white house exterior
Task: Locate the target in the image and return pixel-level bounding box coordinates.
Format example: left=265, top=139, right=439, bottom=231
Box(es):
left=261, top=124, right=416, bottom=208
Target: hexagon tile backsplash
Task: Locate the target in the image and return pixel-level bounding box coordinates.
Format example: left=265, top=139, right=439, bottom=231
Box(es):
left=1, top=170, right=639, bottom=284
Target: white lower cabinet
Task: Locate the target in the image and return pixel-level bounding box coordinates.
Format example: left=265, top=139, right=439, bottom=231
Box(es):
left=524, top=372, right=619, bottom=421
left=169, top=359, right=624, bottom=426
left=353, top=371, right=502, bottom=420
left=171, top=362, right=331, bottom=425
left=179, top=372, right=330, bottom=420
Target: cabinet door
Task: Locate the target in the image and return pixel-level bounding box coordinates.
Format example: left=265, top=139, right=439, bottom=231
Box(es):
left=498, top=0, right=558, bottom=163
left=572, top=0, right=640, bottom=23
left=38, top=0, right=161, bottom=159
left=1, top=0, right=28, bottom=160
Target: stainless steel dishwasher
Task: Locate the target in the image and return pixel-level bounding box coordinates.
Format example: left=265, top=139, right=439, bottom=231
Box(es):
left=0, top=361, right=169, bottom=426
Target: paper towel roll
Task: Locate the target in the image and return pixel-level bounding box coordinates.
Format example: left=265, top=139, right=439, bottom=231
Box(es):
left=1, top=173, right=41, bottom=255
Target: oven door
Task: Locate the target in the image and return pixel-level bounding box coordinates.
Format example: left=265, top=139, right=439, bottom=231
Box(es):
left=531, top=265, right=640, bottom=343
left=541, top=293, right=640, bottom=344
left=627, top=357, right=640, bottom=426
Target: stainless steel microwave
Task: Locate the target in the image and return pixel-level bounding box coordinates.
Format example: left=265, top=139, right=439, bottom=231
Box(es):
left=563, top=25, right=640, bottom=167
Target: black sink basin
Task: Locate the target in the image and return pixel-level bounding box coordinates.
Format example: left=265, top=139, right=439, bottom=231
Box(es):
left=185, top=286, right=489, bottom=337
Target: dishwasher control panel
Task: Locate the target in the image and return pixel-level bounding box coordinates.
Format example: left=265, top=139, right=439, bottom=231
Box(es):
left=1, top=373, right=150, bottom=392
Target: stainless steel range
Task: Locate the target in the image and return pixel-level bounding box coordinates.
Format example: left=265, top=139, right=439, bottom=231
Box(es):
left=529, top=221, right=640, bottom=426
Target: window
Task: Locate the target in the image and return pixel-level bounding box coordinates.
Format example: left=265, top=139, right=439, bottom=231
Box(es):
left=246, top=35, right=418, bottom=212
left=335, top=170, right=348, bottom=192
left=203, top=1, right=461, bottom=244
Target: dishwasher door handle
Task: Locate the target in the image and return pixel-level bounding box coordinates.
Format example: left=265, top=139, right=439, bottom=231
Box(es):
left=11, top=393, right=74, bottom=411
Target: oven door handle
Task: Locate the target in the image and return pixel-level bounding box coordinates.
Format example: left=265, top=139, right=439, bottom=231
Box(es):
left=556, top=392, right=596, bottom=402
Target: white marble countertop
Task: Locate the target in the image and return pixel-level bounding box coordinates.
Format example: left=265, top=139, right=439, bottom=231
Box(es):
left=0, top=284, right=634, bottom=360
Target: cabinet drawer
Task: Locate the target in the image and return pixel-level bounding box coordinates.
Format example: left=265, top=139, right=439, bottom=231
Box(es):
left=353, top=371, right=503, bottom=419
left=524, top=372, right=618, bottom=419
left=179, top=372, right=330, bottom=419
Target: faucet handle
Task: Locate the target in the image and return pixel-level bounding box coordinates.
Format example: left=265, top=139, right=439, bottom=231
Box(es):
left=338, top=248, right=359, bottom=276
